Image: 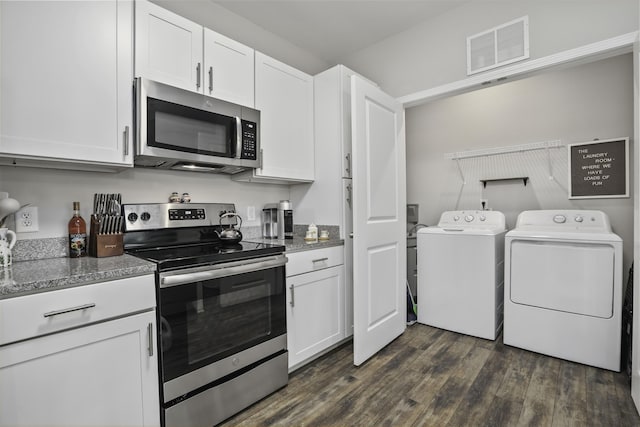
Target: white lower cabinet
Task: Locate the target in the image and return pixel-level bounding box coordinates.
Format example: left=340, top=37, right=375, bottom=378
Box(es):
left=286, top=246, right=346, bottom=371
left=0, top=275, right=159, bottom=427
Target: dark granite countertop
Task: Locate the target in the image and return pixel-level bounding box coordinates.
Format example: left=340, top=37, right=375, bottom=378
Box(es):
left=0, top=255, right=156, bottom=300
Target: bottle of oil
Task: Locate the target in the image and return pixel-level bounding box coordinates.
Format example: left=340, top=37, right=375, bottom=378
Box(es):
left=68, top=201, right=87, bottom=258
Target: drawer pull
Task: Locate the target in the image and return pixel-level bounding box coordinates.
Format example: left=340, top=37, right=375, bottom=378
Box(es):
left=312, top=257, right=329, bottom=264
left=43, top=303, right=96, bottom=318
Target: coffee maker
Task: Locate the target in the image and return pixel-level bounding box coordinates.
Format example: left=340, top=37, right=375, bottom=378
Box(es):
left=262, top=201, right=293, bottom=239
left=277, top=200, right=294, bottom=240
left=262, top=204, right=278, bottom=239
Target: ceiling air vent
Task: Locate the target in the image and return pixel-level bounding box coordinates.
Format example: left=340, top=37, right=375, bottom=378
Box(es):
left=467, top=16, right=529, bottom=75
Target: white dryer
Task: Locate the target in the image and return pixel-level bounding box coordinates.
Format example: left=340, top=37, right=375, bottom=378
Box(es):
left=504, top=210, right=623, bottom=371
left=417, top=210, right=507, bottom=340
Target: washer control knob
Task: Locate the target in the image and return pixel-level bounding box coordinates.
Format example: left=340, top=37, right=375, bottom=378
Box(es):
left=127, top=212, right=138, bottom=223
left=464, top=215, right=474, bottom=222
left=574, top=215, right=584, bottom=223
left=140, top=212, right=151, bottom=221
left=453, top=215, right=460, bottom=221
left=479, top=215, right=486, bottom=221
left=553, top=215, right=566, bottom=224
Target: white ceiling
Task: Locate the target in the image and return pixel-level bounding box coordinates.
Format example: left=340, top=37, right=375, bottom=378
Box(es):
left=214, top=0, right=469, bottom=64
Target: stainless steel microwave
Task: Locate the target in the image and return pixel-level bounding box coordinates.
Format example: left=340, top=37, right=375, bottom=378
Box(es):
left=134, top=78, right=260, bottom=173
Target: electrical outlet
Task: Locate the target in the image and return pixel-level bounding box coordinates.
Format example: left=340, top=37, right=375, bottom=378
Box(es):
left=247, top=206, right=256, bottom=221
left=16, top=206, right=39, bottom=232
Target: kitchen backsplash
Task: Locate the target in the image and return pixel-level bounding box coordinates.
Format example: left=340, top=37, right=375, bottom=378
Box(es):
left=12, top=224, right=340, bottom=262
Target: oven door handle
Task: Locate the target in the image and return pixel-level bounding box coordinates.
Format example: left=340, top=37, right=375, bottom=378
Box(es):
left=159, top=255, right=288, bottom=288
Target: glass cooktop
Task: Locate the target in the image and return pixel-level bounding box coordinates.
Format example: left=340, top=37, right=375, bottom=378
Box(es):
left=128, top=240, right=286, bottom=271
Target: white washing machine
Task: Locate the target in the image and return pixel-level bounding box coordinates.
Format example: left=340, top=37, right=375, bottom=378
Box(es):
left=417, top=210, right=507, bottom=340
left=504, top=210, right=623, bottom=371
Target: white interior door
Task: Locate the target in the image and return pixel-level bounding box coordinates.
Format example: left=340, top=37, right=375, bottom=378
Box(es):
left=631, top=32, right=640, bottom=411
left=351, top=75, right=406, bottom=366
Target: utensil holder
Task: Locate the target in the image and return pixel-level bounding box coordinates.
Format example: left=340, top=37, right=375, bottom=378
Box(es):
left=89, top=215, right=123, bottom=257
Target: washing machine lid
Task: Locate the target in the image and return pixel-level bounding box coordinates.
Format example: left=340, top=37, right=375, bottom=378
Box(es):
left=419, top=227, right=506, bottom=236
left=422, top=210, right=506, bottom=233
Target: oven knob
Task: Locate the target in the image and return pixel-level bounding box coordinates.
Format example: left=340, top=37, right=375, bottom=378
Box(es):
left=141, top=212, right=151, bottom=221
left=232, top=357, right=240, bottom=366
left=127, top=212, right=138, bottom=222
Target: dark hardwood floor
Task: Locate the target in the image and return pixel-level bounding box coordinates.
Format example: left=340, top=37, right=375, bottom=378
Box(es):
left=220, top=324, right=640, bottom=426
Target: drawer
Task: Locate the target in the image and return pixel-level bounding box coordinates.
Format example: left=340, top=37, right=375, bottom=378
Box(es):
left=286, top=245, right=344, bottom=277
left=0, top=274, right=155, bottom=346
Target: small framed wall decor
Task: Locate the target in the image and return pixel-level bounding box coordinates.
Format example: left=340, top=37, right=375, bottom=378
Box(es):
left=568, top=137, right=629, bottom=199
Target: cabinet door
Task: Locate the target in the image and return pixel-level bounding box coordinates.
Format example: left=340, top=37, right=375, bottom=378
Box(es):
left=253, top=52, right=314, bottom=182
left=135, top=0, right=203, bottom=93
left=204, top=29, right=254, bottom=107
left=0, top=311, right=159, bottom=427
left=0, top=0, right=133, bottom=166
left=287, top=265, right=345, bottom=369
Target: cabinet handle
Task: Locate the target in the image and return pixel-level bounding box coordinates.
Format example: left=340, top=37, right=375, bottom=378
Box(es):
left=123, top=125, right=130, bottom=156
left=196, top=62, right=202, bottom=89
left=312, top=257, right=329, bottom=264
left=147, top=322, right=154, bottom=357
left=43, top=303, right=96, bottom=318
left=345, top=153, right=352, bottom=177
left=289, top=284, right=295, bottom=307
left=208, top=66, right=213, bottom=93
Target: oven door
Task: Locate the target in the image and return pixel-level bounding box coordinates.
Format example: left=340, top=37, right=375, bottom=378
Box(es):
left=158, top=254, right=287, bottom=403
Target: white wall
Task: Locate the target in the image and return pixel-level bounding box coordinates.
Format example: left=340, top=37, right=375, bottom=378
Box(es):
left=0, top=167, right=289, bottom=239
left=406, top=53, right=634, bottom=273
left=343, top=0, right=638, bottom=97
left=153, top=0, right=330, bottom=75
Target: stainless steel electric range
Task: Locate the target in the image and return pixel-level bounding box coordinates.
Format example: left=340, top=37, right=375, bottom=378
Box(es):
left=123, top=203, right=288, bottom=427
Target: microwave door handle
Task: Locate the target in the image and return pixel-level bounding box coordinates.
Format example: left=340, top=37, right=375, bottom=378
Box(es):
left=235, top=116, right=242, bottom=159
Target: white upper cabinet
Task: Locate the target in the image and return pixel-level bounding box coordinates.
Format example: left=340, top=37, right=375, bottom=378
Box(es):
left=233, top=52, right=314, bottom=183
left=0, top=0, right=133, bottom=169
left=203, top=29, right=254, bottom=107
left=135, top=0, right=254, bottom=107
left=135, top=0, right=202, bottom=93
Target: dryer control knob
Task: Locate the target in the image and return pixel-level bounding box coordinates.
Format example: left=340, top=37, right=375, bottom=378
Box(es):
left=464, top=215, right=474, bottom=222
left=574, top=215, right=584, bottom=223
left=479, top=215, right=486, bottom=221
left=553, top=215, right=566, bottom=224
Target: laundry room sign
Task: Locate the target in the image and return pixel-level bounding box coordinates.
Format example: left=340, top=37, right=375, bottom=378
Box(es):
left=568, top=137, right=629, bottom=199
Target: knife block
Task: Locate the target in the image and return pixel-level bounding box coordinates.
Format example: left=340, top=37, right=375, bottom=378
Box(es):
left=89, top=215, right=123, bottom=257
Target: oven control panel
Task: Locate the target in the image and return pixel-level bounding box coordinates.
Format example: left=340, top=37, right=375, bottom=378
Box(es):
left=123, top=203, right=238, bottom=231
left=168, top=208, right=206, bottom=221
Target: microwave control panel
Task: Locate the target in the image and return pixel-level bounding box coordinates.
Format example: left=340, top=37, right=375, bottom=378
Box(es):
left=240, top=120, right=257, bottom=160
